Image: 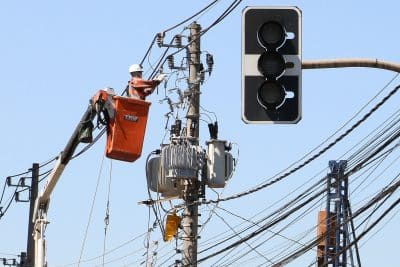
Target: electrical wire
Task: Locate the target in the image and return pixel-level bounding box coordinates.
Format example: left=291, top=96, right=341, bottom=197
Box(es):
left=145, top=206, right=152, bottom=266
left=0, top=182, right=20, bottom=220
left=216, top=193, right=325, bottom=266
left=148, top=0, right=243, bottom=80
left=139, top=0, right=221, bottom=67
left=198, top=166, right=326, bottom=251
left=38, top=155, right=59, bottom=168
left=197, top=186, right=326, bottom=263
left=77, top=155, right=105, bottom=266
left=199, top=154, right=400, bottom=265
left=71, top=128, right=106, bottom=160
left=321, top=195, right=400, bottom=267
left=359, top=202, right=400, bottom=248
left=215, top=205, right=311, bottom=253
left=102, top=159, right=113, bottom=266
left=260, top=74, right=400, bottom=192
left=93, top=247, right=145, bottom=267
left=197, top=175, right=326, bottom=253
left=165, top=0, right=221, bottom=33
left=0, top=180, right=7, bottom=208
left=56, top=233, right=149, bottom=267
left=194, top=108, right=399, bottom=266
left=212, top=209, right=274, bottom=266
left=0, top=169, right=51, bottom=220
left=193, top=84, right=400, bottom=206
left=356, top=173, right=400, bottom=233
left=145, top=151, right=166, bottom=237
left=200, top=112, right=397, bottom=264
left=273, top=176, right=400, bottom=266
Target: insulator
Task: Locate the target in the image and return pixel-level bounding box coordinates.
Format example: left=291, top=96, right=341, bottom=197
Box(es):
left=190, top=121, right=197, bottom=137
left=167, top=98, right=174, bottom=113
left=199, top=71, right=205, bottom=84
left=156, top=32, right=164, bottom=47
left=167, top=55, right=174, bottom=69
left=199, top=63, right=205, bottom=84
left=199, top=62, right=204, bottom=72
left=175, top=120, right=182, bottom=134
left=175, top=34, right=182, bottom=47
left=206, top=53, right=214, bottom=75
left=177, top=89, right=184, bottom=103
left=171, top=120, right=181, bottom=136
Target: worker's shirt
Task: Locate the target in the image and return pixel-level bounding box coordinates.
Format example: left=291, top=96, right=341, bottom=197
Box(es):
left=128, top=77, right=160, bottom=100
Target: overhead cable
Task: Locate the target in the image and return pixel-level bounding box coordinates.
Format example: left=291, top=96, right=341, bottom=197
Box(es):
left=197, top=84, right=400, bottom=206
left=140, top=0, right=221, bottom=67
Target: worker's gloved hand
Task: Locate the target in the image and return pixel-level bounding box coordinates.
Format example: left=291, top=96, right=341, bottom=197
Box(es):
left=154, top=73, right=167, bottom=82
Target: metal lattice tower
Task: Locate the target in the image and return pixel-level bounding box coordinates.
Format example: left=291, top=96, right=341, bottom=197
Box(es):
left=322, top=160, right=360, bottom=267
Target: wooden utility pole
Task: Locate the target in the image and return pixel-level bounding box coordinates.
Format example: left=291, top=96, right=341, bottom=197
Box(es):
left=182, top=22, right=201, bottom=267
left=25, top=163, right=39, bottom=267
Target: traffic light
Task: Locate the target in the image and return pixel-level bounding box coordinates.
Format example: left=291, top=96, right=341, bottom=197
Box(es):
left=242, top=6, right=302, bottom=124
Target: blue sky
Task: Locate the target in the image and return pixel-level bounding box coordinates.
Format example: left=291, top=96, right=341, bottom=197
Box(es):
left=1, top=1, right=400, bottom=266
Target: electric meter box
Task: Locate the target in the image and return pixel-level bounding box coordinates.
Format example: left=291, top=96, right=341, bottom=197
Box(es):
left=106, top=96, right=150, bottom=162
left=206, top=140, right=234, bottom=188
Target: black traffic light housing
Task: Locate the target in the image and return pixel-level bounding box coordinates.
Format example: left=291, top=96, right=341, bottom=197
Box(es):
left=242, top=6, right=302, bottom=124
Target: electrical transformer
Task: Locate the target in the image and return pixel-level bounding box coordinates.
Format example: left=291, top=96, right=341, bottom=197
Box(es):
left=161, top=143, right=200, bottom=179
left=146, top=155, right=181, bottom=197
left=206, top=140, right=234, bottom=188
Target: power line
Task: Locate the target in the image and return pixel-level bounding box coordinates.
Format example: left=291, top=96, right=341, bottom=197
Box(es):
left=321, top=195, right=400, bottom=267
left=0, top=182, right=20, bottom=220
left=139, top=0, right=221, bottom=67
left=212, top=209, right=274, bottom=266
left=77, top=155, right=105, bottom=266
left=273, top=176, right=400, bottom=266
left=102, top=160, right=113, bottom=266
left=148, top=0, right=243, bottom=79
left=195, top=84, right=400, bottom=206
left=56, top=233, right=148, bottom=267
left=198, top=142, right=400, bottom=265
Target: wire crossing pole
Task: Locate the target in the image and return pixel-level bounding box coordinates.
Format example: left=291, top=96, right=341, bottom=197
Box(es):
left=182, top=22, right=201, bottom=267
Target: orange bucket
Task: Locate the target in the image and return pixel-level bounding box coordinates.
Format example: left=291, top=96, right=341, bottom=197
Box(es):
left=106, top=96, right=151, bottom=162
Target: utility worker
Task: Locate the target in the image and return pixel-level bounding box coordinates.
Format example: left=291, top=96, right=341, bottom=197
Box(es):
left=128, top=64, right=166, bottom=100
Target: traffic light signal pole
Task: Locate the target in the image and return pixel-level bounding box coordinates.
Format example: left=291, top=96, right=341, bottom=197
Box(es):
left=182, top=22, right=201, bottom=266
left=302, top=58, right=400, bottom=73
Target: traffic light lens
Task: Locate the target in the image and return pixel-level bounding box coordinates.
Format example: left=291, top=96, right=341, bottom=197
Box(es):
left=257, top=51, right=285, bottom=78
left=258, top=21, right=286, bottom=49
left=257, top=81, right=286, bottom=110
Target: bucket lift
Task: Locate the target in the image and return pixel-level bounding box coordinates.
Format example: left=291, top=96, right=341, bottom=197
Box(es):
left=32, top=89, right=152, bottom=266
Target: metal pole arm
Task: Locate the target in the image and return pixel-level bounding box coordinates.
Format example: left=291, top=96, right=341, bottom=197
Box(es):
left=32, top=100, right=97, bottom=267
left=302, top=58, right=400, bottom=73
left=34, top=103, right=96, bottom=213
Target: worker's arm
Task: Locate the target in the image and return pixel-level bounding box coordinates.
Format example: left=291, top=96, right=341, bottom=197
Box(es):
left=129, top=74, right=167, bottom=97
left=130, top=78, right=160, bottom=90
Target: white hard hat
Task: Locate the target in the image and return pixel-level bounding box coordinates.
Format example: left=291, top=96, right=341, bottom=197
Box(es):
left=129, top=64, right=143, bottom=73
